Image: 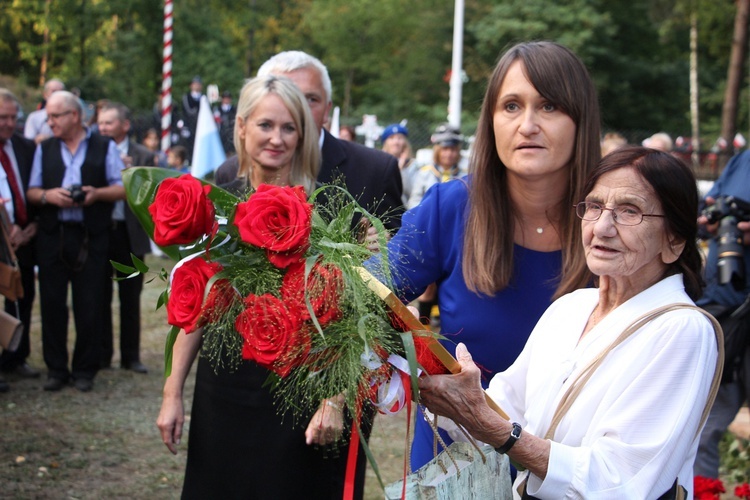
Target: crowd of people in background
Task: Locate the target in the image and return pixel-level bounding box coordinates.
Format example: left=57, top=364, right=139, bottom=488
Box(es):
left=1, top=38, right=750, bottom=499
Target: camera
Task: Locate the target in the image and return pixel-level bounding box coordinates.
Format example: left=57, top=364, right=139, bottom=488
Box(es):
left=68, top=184, right=86, bottom=204
left=702, top=195, right=750, bottom=290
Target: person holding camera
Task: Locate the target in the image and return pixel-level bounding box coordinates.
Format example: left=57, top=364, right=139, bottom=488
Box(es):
left=26, top=90, right=126, bottom=393
left=694, top=148, right=750, bottom=479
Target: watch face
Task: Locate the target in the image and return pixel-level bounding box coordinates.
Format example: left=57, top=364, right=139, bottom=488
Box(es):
left=495, top=422, right=522, bottom=454
left=512, top=422, right=522, bottom=438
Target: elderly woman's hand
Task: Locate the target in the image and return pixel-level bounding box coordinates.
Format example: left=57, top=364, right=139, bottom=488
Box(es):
left=418, top=343, right=495, bottom=438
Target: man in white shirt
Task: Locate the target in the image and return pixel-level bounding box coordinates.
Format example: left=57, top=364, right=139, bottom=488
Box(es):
left=23, top=79, right=65, bottom=144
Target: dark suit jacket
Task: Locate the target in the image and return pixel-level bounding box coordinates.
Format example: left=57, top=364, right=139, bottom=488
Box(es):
left=318, top=129, right=403, bottom=229
left=9, top=134, right=37, bottom=266
left=124, top=140, right=156, bottom=255
left=214, top=130, right=404, bottom=229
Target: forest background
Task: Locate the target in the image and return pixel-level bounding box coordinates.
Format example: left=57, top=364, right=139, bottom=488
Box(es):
left=0, top=0, right=747, bottom=161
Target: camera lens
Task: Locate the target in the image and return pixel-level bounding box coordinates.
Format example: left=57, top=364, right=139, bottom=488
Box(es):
left=716, top=216, right=746, bottom=290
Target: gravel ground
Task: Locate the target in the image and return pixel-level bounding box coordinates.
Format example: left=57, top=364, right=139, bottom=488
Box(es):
left=0, top=255, right=408, bottom=499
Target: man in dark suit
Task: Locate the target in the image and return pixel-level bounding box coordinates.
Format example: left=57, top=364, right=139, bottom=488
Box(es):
left=179, top=76, right=203, bottom=158
left=255, top=50, right=403, bottom=499
left=0, top=89, right=41, bottom=391
left=26, top=91, right=126, bottom=392
left=214, top=90, right=236, bottom=155
left=97, top=102, right=155, bottom=373
left=215, top=51, right=403, bottom=233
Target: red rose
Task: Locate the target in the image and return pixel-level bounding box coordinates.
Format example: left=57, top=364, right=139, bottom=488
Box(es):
left=167, top=257, right=223, bottom=333
left=149, top=174, right=216, bottom=247
left=233, top=184, right=312, bottom=268
left=280, top=261, right=307, bottom=315
left=736, top=484, right=750, bottom=500
left=281, top=260, right=344, bottom=326
left=235, top=293, right=310, bottom=377
left=199, top=278, right=238, bottom=324
left=693, top=476, right=725, bottom=500
left=306, top=262, right=344, bottom=326
left=274, top=324, right=312, bottom=378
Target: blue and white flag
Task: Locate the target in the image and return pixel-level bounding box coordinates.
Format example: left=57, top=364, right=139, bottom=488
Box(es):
left=191, top=95, right=226, bottom=179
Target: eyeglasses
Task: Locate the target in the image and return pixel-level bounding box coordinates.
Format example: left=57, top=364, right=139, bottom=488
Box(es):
left=47, top=110, right=73, bottom=121
left=574, top=201, right=665, bottom=226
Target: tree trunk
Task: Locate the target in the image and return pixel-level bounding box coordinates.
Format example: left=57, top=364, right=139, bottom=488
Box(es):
left=720, top=0, right=750, bottom=167
left=39, top=0, right=52, bottom=87
left=690, top=12, right=700, bottom=170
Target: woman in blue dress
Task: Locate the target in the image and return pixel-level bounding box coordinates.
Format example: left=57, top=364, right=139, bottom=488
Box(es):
left=378, top=41, right=602, bottom=470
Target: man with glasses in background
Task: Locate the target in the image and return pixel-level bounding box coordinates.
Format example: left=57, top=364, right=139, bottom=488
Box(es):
left=26, top=90, right=125, bottom=393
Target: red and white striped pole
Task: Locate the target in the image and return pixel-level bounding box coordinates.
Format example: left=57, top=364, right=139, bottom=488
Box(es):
left=161, top=0, right=173, bottom=152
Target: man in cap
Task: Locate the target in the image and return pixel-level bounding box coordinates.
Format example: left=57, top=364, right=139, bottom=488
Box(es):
left=380, top=123, right=415, bottom=205
left=179, top=76, right=204, bottom=157
left=407, top=123, right=465, bottom=209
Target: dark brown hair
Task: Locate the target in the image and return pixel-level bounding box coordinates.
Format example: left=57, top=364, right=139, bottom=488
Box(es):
left=581, top=146, right=703, bottom=300
left=463, top=41, right=601, bottom=298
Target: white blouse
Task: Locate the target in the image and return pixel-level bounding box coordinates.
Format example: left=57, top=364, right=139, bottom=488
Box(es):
left=487, top=274, right=718, bottom=499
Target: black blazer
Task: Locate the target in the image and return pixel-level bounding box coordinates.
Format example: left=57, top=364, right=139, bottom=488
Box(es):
left=318, top=129, right=403, bottom=230
left=124, top=141, right=156, bottom=256
left=214, top=131, right=404, bottom=229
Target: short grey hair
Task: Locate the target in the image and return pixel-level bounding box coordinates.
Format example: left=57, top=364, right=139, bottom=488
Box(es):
left=0, top=88, right=20, bottom=112
left=44, top=78, right=66, bottom=95
left=50, top=90, right=84, bottom=117
left=257, top=51, right=333, bottom=104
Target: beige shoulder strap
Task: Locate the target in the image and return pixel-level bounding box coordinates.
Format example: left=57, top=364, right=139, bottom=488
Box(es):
left=544, top=304, right=724, bottom=441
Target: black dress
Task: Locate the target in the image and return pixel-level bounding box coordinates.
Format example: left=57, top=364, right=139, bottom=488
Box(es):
left=182, top=356, right=335, bottom=499
left=183, top=178, right=379, bottom=499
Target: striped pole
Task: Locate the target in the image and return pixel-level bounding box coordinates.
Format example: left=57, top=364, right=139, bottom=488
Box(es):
left=161, top=0, right=173, bottom=152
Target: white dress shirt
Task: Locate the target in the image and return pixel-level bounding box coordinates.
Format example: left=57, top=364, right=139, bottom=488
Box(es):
left=486, top=274, right=717, bottom=499
left=0, top=140, right=25, bottom=224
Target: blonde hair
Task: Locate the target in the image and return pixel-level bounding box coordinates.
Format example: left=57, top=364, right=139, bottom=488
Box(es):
left=463, top=41, right=600, bottom=298
left=233, top=75, right=320, bottom=193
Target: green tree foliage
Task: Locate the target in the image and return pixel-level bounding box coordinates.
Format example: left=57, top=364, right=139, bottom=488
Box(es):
left=468, top=0, right=694, bottom=140
left=304, top=0, right=450, bottom=123
left=0, top=0, right=744, bottom=147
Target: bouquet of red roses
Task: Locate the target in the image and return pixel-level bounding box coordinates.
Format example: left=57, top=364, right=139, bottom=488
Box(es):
left=118, top=167, right=443, bottom=422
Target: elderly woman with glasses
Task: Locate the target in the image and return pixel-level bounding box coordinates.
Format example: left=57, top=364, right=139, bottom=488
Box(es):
left=418, top=146, right=721, bottom=499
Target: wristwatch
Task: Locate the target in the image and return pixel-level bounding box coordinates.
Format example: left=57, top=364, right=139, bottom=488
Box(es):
left=41, top=190, right=47, bottom=205
left=495, top=422, right=522, bottom=454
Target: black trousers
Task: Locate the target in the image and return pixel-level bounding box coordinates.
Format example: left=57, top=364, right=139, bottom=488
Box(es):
left=101, top=221, right=143, bottom=366
left=0, top=261, right=36, bottom=370
left=37, top=224, right=109, bottom=381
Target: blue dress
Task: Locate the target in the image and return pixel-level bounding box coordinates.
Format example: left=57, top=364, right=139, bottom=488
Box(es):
left=380, top=179, right=562, bottom=470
